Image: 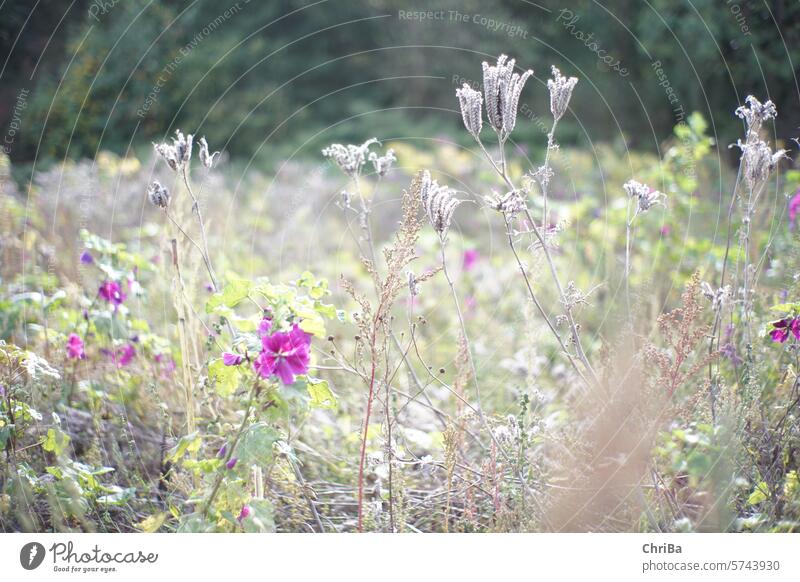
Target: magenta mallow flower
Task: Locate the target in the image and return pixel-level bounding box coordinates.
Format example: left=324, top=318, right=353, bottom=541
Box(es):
left=99, top=280, right=126, bottom=306
left=788, top=191, right=800, bottom=228
left=66, top=333, right=85, bottom=360
left=770, top=317, right=800, bottom=343
left=253, top=324, right=311, bottom=385
left=237, top=505, right=251, bottom=522
left=222, top=352, right=244, bottom=366
left=110, top=344, right=136, bottom=367
left=462, top=248, right=479, bottom=272
left=257, top=317, right=272, bottom=337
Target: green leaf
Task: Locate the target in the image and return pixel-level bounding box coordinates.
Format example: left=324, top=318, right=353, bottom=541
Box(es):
left=307, top=378, right=337, bottom=409
left=208, top=359, right=241, bottom=397
left=43, top=428, right=71, bottom=456
left=747, top=482, right=769, bottom=505
left=167, top=432, right=202, bottom=464
left=235, top=423, right=279, bottom=467
left=206, top=280, right=253, bottom=313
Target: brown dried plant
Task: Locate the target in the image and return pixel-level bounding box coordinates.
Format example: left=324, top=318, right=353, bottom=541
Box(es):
left=341, top=171, right=423, bottom=532
left=644, top=272, right=719, bottom=398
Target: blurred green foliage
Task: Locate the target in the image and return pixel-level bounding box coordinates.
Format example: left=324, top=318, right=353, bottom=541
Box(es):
left=1, top=0, right=798, bottom=165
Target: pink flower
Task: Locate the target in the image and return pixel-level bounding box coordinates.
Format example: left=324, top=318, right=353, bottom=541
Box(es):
left=222, top=352, right=244, bottom=366
left=66, top=333, right=85, bottom=360
left=660, top=225, right=671, bottom=236
left=257, top=317, right=272, bottom=337
left=789, top=191, right=800, bottom=227
left=111, top=344, right=136, bottom=367
left=99, top=280, right=126, bottom=306
left=253, top=324, right=311, bottom=385
left=237, top=505, right=251, bottom=522
left=770, top=318, right=800, bottom=343
left=462, top=249, right=479, bottom=272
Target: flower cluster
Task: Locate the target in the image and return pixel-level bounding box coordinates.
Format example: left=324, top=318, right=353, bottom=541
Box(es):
left=419, top=170, right=462, bottom=239
left=770, top=317, right=800, bottom=343
left=481, top=54, right=532, bottom=141
left=321, top=138, right=379, bottom=177
left=547, top=66, right=578, bottom=122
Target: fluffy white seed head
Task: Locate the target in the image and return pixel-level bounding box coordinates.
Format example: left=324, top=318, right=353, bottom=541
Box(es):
left=419, top=170, right=462, bottom=239
left=322, top=138, right=379, bottom=177
left=623, top=179, right=665, bottom=214
left=547, top=66, right=578, bottom=122
left=456, top=83, right=483, bottom=140
left=154, top=129, right=193, bottom=172
left=735, top=95, right=777, bottom=139
left=735, top=138, right=787, bottom=191
left=198, top=136, right=219, bottom=169
left=368, top=148, right=396, bottom=177
left=482, top=54, right=532, bottom=141
left=147, top=180, right=170, bottom=209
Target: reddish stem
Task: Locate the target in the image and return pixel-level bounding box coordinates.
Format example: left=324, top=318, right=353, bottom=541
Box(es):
left=357, top=361, right=377, bottom=532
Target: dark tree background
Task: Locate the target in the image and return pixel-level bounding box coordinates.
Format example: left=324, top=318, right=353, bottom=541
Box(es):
left=1, top=0, right=798, bottom=165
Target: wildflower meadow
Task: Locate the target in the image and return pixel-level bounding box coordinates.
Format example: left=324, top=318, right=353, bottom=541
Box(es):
left=1, top=1, right=799, bottom=540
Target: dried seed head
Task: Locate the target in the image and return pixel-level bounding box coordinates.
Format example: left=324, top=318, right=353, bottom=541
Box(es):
left=485, top=189, right=526, bottom=216
left=734, top=138, right=787, bottom=191
left=735, top=95, right=777, bottom=139
left=419, top=170, right=462, bottom=239
left=482, top=54, right=532, bottom=141
left=700, top=282, right=730, bottom=312
left=198, top=136, right=219, bottom=168
left=154, top=129, right=193, bottom=172
left=455, top=83, right=483, bottom=140
left=147, top=180, right=170, bottom=209
left=322, top=138, right=379, bottom=177
left=623, top=179, right=665, bottom=214
left=547, top=66, right=578, bottom=122
left=407, top=270, right=420, bottom=297
left=368, top=148, right=396, bottom=177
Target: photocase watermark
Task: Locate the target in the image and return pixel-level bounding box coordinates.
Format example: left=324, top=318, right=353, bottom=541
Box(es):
left=19, top=541, right=158, bottom=574
left=87, top=0, right=122, bottom=22
left=2, top=87, right=30, bottom=155
left=555, top=9, right=629, bottom=77
left=397, top=9, right=528, bottom=39
left=20, top=542, right=46, bottom=570
left=137, top=0, right=251, bottom=118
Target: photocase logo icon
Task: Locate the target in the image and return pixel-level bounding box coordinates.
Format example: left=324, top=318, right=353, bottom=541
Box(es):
left=20, top=542, right=46, bottom=570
